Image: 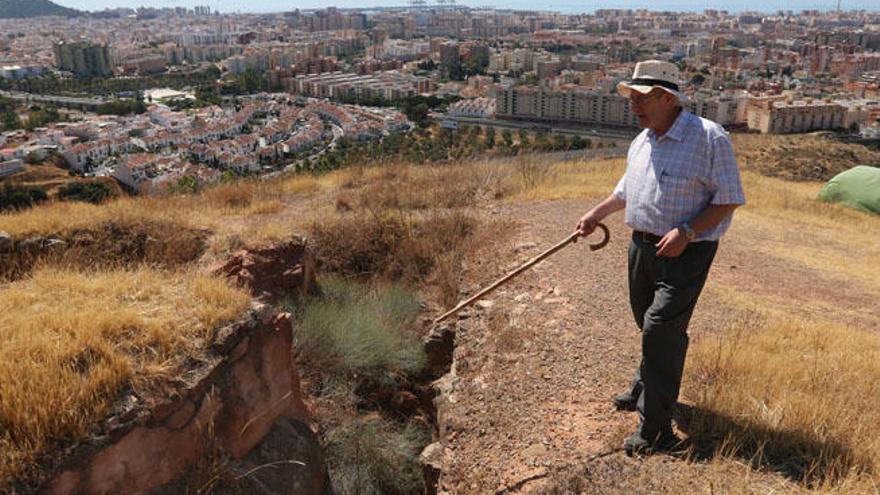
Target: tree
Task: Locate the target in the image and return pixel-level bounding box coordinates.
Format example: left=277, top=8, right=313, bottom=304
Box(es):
left=570, top=135, right=590, bottom=150
left=0, top=184, right=47, bottom=211
left=166, top=176, right=200, bottom=195
left=2, top=111, right=20, bottom=130
left=57, top=182, right=116, bottom=204
left=96, top=100, right=146, bottom=116
left=533, top=132, right=549, bottom=151
left=501, top=129, right=513, bottom=147
left=406, top=102, right=430, bottom=128
left=485, top=127, right=496, bottom=149
left=553, top=134, right=569, bottom=151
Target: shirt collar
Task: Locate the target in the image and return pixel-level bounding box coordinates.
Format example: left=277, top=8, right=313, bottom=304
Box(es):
left=649, top=109, right=690, bottom=142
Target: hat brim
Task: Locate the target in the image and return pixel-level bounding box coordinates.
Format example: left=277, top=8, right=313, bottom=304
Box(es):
left=617, top=81, right=688, bottom=105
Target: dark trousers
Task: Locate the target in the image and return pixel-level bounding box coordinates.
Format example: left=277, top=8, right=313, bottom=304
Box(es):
left=626, top=232, right=718, bottom=439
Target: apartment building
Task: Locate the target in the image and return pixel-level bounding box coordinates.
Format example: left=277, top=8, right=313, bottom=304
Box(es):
left=488, top=49, right=537, bottom=73
left=53, top=41, right=113, bottom=77
left=495, top=84, right=638, bottom=128
left=287, top=71, right=433, bottom=100
left=747, top=99, right=846, bottom=134
left=448, top=97, right=496, bottom=119
left=688, top=94, right=745, bottom=126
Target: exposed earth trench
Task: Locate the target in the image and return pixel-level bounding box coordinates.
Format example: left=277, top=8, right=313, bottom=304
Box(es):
left=429, top=198, right=879, bottom=495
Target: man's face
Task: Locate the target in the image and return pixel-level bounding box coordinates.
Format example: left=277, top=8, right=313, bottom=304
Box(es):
left=629, top=88, right=678, bottom=130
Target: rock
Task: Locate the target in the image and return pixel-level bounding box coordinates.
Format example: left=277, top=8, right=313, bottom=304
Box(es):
left=209, top=237, right=317, bottom=302
left=421, top=442, right=445, bottom=495
left=0, top=231, right=12, bottom=253
left=393, top=390, right=421, bottom=417
left=18, top=235, right=46, bottom=255
left=513, top=293, right=530, bottom=302
left=513, top=242, right=537, bottom=253
left=424, top=324, right=456, bottom=377
left=44, top=237, right=67, bottom=252
left=44, top=307, right=329, bottom=495
left=476, top=300, right=495, bottom=309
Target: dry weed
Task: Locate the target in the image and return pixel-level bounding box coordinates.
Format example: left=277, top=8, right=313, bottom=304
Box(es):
left=0, top=267, right=250, bottom=484
left=685, top=314, right=880, bottom=488
left=513, top=157, right=625, bottom=201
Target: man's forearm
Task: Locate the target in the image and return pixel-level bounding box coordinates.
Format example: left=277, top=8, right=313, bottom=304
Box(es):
left=689, top=204, right=740, bottom=235
left=590, top=194, right=626, bottom=221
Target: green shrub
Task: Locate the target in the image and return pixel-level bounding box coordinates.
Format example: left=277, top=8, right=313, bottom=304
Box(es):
left=57, top=182, right=116, bottom=204
left=325, top=417, right=428, bottom=495
left=0, top=184, right=47, bottom=211
left=295, top=277, right=425, bottom=380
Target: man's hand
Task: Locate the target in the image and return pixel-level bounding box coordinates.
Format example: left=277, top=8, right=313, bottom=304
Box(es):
left=573, top=194, right=626, bottom=243
left=655, top=227, right=689, bottom=257
left=573, top=211, right=598, bottom=243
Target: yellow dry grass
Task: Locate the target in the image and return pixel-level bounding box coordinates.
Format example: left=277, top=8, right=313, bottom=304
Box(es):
left=511, top=157, right=625, bottom=201
left=0, top=177, right=297, bottom=237
left=0, top=267, right=251, bottom=482
left=686, top=312, right=880, bottom=490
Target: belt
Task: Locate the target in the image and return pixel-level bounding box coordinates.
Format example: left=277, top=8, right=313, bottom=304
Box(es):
left=633, top=230, right=663, bottom=244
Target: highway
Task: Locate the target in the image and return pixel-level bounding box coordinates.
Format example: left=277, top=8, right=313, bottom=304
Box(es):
left=435, top=113, right=639, bottom=144
left=0, top=90, right=107, bottom=110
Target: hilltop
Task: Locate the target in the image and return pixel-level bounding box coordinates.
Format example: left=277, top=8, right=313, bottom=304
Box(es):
left=0, top=132, right=878, bottom=494
left=0, top=0, right=80, bottom=18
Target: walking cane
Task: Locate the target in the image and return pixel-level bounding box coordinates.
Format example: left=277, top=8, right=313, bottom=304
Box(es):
left=434, top=223, right=610, bottom=324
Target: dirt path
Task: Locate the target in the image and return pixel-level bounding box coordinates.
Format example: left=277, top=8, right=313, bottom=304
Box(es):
left=436, top=198, right=877, bottom=494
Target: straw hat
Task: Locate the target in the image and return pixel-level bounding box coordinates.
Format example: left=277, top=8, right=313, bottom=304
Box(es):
left=617, top=60, right=688, bottom=106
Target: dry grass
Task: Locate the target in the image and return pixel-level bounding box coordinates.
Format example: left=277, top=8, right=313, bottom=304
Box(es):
left=0, top=267, right=251, bottom=484
left=311, top=161, right=513, bottom=306
left=0, top=178, right=293, bottom=238
left=0, top=164, right=125, bottom=199
left=685, top=314, right=880, bottom=490
left=732, top=133, right=880, bottom=181
left=512, top=157, right=626, bottom=201
left=734, top=172, right=880, bottom=290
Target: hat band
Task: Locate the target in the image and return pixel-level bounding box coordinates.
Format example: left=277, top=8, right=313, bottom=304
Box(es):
left=629, top=78, right=679, bottom=92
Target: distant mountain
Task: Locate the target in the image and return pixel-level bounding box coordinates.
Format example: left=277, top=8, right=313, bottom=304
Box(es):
left=0, top=0, right=81, bottom=18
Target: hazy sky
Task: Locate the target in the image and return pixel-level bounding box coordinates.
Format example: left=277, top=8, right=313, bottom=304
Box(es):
left=51, top=0, right=877, bottom=15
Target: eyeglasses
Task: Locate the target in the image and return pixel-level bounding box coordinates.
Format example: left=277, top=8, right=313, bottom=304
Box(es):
left=629, top=90, right=663, bottom=105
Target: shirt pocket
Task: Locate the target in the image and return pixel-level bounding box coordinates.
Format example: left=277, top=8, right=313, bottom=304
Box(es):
left=655, top=171, right=699, bottom=208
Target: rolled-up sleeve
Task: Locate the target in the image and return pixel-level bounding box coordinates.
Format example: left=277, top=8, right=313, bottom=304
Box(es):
left=708, top=134, right=746, bottom=206
left=612, top=173, right=627, bottom=200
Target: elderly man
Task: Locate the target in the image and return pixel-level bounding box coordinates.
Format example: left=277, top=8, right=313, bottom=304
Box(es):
left=575, top=60, right=745, bottom=455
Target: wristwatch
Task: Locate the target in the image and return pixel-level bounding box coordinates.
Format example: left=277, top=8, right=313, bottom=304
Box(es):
left=679, top=222, right=696, bottom=240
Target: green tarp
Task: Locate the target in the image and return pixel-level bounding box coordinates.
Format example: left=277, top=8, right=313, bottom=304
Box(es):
left=818, top=165, right=880, bottom=215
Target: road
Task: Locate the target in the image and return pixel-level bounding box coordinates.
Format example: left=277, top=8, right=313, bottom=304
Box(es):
left=436, top=113, right=639, bottom=144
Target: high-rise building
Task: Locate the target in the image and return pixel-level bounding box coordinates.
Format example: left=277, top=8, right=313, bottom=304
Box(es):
left=466, top=44, right=491, bottom=68
left=53, top=41, right=113, bottom=77
left=495, top=84, right=638, bottom=128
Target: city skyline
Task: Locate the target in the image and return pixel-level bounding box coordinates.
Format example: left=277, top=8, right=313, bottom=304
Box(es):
left=52, top=0, right=880, bottom=15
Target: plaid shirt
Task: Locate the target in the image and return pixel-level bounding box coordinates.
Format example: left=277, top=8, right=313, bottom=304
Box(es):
left=613, top=110, right=745, bottom=241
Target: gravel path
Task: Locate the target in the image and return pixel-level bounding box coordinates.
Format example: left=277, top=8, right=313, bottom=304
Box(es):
left=436, top=198, right=876, bottom=494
